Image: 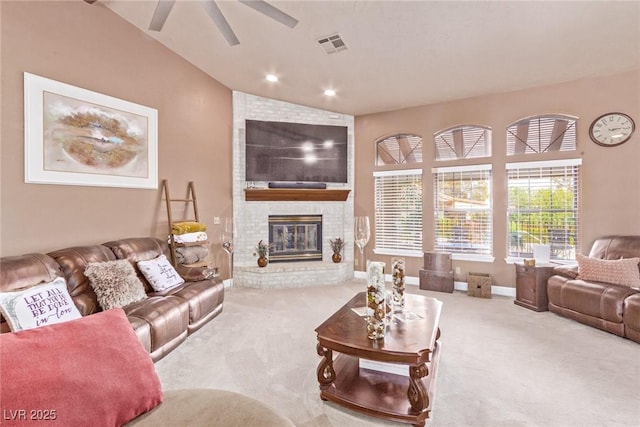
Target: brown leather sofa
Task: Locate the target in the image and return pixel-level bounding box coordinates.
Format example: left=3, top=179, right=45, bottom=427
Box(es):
left=547, top=235, right=640, bottom=343
left=0, top=237, right=224, bottom=361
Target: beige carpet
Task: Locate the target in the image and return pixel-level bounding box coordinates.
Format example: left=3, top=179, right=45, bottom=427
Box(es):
left=154, top=279, right=640, bottom=427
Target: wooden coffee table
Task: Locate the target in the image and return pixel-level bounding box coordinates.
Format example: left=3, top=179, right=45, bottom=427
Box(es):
left=315, top=292, right=442, bottom=427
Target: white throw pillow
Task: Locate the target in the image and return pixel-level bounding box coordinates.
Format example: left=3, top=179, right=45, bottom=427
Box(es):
left=137, top=255, right=184, bottom=292
left=0, top=277, right=82, bottom=332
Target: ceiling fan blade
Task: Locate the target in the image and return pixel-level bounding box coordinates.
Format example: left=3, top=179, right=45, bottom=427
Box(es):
left=148, top=0, right=176, bottom=31
left=238, top=0, right=298, bottom=28
left=201, top=0, right=240, bottom=46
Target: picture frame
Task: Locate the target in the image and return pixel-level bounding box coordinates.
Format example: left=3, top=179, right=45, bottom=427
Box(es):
left=24, top=72, right=158, bottom=189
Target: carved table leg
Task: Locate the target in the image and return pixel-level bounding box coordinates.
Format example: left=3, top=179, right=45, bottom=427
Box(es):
left=408, top=363, right=429, bottom=413
left=316, top=343, right=335, bottom=392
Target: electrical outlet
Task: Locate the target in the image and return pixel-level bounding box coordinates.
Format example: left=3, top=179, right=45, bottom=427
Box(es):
left=455, top=267, right=461, bottom=275
left=213, top=217, right=220, bottom=225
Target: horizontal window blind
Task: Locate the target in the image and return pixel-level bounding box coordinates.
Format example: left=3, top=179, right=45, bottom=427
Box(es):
left=374, top=170, right=423, bottom=252
left=507, top=159, right=581, bottom=260
left=506, top=114, right=577, bottom=155
left=434, top=125, right=492, bottom=161
left=376, top=134, right=423, bottom=166
left=434, top=165, right=492, bottom=255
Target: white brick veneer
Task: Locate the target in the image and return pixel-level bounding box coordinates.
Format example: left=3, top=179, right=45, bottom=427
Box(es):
left=232, top=92, right=355, bottom=288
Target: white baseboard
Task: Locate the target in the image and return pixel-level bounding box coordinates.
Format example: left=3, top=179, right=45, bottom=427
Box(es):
left=353, top=272, right=516, bottom=298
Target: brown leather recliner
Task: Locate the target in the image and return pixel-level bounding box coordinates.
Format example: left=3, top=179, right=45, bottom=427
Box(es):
left=0, top=237, right=224, bottom=361
left=547, top=235, right=640, bottom=343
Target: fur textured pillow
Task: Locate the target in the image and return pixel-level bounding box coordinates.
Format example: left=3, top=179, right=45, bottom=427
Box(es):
left=576, top=254, right=640, bottom=289
left=85, top=260, right=147, bottom=310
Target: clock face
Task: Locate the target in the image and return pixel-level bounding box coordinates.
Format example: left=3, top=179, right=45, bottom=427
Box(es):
left=589, top=112, right=635, bottom=147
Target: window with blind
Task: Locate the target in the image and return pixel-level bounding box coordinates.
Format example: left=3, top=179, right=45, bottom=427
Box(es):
left=507, top=159, right=581, bottom=261
left=507, top=114, right=577, bottom=155
left=434, top=165, right=492, bottom=258
left=373, top=169, right=423, bottom=255
left=376, top=134, right=423, bottom=166
left=434, top=125, right=491, bottom=161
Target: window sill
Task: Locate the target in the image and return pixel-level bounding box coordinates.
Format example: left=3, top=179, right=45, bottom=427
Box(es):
left=373, top=248, right=423, bottom=257
left=451, top=254, right=495, bottom=263
left=505, top=257, right=576, bottom=266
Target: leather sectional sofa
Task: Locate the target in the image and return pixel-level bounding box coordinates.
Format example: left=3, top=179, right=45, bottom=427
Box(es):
left=547, top=235, right=640, bottom=343
left=0, top=237, right=224, bottom=361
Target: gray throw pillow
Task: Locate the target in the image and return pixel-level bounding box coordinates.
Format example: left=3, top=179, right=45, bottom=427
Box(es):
left=85, top=260, right=147, bottom=310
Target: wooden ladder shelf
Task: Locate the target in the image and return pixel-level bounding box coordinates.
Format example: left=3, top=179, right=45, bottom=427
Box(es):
left=163, top=179, right=209, bottom=267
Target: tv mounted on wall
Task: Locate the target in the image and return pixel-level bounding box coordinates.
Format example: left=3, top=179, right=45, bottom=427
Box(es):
left=245, top=119, right=348, bottom=184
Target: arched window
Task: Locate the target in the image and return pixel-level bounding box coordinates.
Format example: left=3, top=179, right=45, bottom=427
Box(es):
left=376, top=133, right=422, bottom=166
left=373, top=133, right=423, bottom=256
left=505, top=114, right=580, bottom=261
left=506, top=114, right=577, bottom=155
left=433, top=125, right=491, bottom=161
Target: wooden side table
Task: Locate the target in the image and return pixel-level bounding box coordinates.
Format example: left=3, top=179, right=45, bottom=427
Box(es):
left=514, top=263, right=556, bottom=311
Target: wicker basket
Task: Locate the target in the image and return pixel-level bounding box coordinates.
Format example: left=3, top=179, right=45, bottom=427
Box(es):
left=467, top=272, right=492, bottom=298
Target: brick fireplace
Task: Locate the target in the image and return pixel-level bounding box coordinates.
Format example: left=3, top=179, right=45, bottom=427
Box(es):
left=232, top=92, right=354, bottom=288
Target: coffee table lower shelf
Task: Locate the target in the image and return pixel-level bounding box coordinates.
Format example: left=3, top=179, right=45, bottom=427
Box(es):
left=319, top=345, right=440, bottom=427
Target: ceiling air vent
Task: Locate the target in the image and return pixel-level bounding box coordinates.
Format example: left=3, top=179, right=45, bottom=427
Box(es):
left=317, top=33, right=347, bottom=54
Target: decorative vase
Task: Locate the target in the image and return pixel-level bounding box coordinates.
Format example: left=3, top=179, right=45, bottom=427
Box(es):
left=332, top=252, right=342, bottom=263
left=392, top=258, right=406, bottom=314
left=366, top=261, right=386, bottom=340
left=257, top=256, right=268, bottom=267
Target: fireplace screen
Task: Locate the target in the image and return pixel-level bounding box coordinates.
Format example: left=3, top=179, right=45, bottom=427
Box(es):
left=268, top=215, right=322, bottom=262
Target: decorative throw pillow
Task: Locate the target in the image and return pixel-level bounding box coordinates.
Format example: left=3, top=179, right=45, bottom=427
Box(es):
left=137, top=255, right=185, bottom=292
left=84, top=260, right=147, bottom=310
left=0, top=308, right=162, bottom=426
left=0, top=277, right=82, bottom=332
left=576, top=254, right=640, bottom=289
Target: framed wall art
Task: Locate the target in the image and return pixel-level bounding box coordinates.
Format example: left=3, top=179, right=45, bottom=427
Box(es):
left=24, top=72, right=158, bottom=189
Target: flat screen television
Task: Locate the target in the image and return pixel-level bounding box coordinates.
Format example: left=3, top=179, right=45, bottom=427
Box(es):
left=245, top=119, right=348, bottom=183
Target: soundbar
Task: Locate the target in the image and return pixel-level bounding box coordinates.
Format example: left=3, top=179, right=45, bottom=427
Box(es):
left=268, top=182, right=327, bottom=189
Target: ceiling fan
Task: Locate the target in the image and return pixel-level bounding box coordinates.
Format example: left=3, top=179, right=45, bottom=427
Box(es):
left=85, top=0, right=298, bottom=47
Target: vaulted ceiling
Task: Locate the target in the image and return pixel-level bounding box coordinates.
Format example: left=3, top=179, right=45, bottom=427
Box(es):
left=93, top=1, right=640, bottom=116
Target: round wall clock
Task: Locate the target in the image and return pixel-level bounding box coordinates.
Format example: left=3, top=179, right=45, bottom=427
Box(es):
left=589, top=112, right=635, bottom=147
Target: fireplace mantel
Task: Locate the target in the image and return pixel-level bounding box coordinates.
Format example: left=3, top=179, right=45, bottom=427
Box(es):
left=244, top=188, right=350, bottom=202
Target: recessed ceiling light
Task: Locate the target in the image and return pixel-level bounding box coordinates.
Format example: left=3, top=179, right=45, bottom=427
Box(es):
left=324, top=89, right=336, bottom=97
left=266, top=74, right=278, bottom=82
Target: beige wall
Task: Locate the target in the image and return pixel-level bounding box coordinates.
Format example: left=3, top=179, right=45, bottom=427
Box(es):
left=0, top=1, right=233, bottom=276
left=355, top=70, right=640, bottom=286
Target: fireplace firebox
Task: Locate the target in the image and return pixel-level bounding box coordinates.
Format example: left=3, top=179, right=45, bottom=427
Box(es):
left=268, top=215, right=322, bottom=262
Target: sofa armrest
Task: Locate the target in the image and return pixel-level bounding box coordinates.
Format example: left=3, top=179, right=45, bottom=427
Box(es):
left=175, top=264, right=217, bottom=282
left=553, top=264, right=579, bottom=279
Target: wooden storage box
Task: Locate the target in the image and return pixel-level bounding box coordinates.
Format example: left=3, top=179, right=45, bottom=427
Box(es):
left=419, top=269, right=454, bottom=293
left=467, top=272, right=492, bottom=298
left=423, top=252, right=452, bottom=272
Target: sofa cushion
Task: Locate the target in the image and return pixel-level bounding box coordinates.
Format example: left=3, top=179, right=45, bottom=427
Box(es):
left=576, top=254, right=640, bottom=289
left=623, top=293, right=640, bottom=343
left=85, top=260, right=147, bottom=310
left=137, top=255, right=184, bottom=292
left=0, top=308, right=162, bottom=426
left=48, top=245, right=117, bottom=316
left=548, top=277, right=638, bottom=323
left=0, top=277, right=81, bottom=331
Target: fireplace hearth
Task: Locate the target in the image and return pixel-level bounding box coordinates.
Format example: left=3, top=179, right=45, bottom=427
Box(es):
left=268, top=215, right=322, bottom=262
